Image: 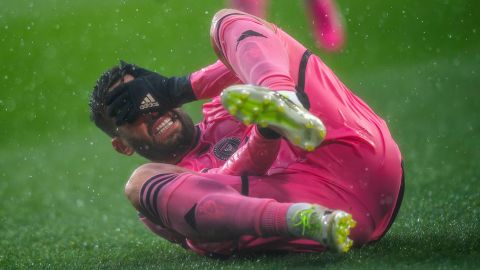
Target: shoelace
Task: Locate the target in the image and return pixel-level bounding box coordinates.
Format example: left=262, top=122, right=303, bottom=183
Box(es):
left=292, top=206, right=323, bottom=236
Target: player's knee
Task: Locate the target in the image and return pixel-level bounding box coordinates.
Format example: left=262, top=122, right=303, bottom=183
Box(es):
left=212, top=9, right=238, bottom=21
left=124, top=164, right=151, bottom=210
left=210, top=9, right=272, bottom=61
left=211, top=9, right=242, bottom=34
left=210, top=9, right=249, bottom=56
left=124, top=163, right=186, bottom=210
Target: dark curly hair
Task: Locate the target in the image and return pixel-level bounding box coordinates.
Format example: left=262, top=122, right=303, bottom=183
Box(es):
left=89, top=62, right=129, bottom=137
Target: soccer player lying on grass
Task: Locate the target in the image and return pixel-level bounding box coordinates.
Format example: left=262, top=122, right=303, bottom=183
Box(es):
left=89, top=9, right=404, bottom=257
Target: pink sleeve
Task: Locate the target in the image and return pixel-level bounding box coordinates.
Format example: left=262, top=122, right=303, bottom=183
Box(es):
left=189, top=60, right=242, bottom=100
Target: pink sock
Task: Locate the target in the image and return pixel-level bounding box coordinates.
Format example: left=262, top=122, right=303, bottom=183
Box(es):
left=195, top=193, right=291, bottom=239
left=139, top=173, right=292, bottom=242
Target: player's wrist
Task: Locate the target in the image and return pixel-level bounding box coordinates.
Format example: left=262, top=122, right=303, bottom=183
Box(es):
left=165, top=76, right=196, bottom=106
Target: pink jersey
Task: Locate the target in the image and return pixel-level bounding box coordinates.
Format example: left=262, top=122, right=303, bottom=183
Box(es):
left=175, top=98, right=241, bottom=171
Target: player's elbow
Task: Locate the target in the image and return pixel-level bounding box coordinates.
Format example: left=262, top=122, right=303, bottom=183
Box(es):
left=211, top=9, right=240, bottom=28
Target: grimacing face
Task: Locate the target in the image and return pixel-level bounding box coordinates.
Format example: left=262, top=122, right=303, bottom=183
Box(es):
left=110, top=75, right=197, bottom=164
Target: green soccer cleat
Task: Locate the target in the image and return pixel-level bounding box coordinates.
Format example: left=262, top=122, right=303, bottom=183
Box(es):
left=287, top=204, right=357, bottom=253
left=220, top=85, right=327, bottom=151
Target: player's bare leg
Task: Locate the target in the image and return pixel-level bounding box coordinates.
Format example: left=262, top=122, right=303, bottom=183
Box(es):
left=221, top=84, right=326, bottom=151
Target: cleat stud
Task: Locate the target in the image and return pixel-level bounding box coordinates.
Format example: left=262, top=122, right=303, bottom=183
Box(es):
left=305, top=120, right=314, bottom=129
left=350, top=219, right=357, bottom=228
left=228, top=105, right=237, bottom=114
left=293, top=136, right=301, bottom=145
left=262, top=95, right=273, bottom=106
left=235, top=99, right=244, bottom=106
left=242, top=117, right=252, bottom=125
left=342, top=239, right=353, bottom=252
left=319, top=129, right=327, bottom=138
left=304, top=142, right=315, bottom=151
left=259, top=120, right=269, bottom=127
left=240, top=90, right=250, bottom=99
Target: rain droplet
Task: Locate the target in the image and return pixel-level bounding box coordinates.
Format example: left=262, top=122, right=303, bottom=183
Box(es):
left=76, top=199, right=85, bottom=207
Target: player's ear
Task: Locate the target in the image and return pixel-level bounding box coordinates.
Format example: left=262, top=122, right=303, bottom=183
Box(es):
left=112, top=137, right=134, bottom=156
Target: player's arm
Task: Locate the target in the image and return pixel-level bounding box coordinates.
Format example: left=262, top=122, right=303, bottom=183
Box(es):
left=189, top=60, right=242, bottom=99
left=106, top=60, right=240, bottom=125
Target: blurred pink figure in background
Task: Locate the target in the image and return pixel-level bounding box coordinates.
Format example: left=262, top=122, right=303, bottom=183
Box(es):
left=229, top=0, right=345, bottom=51
left=229, top=0, right=268, bottom=18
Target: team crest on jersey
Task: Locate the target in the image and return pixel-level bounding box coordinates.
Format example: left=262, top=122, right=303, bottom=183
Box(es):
left=213, top=137, right=241, bottom=161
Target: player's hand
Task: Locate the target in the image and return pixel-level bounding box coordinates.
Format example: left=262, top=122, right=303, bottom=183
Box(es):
left=106, top=62, right=188, bottom=126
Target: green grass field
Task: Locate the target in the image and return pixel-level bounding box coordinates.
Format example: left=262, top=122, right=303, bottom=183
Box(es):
left=1, top=0, right=479, bottom=269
